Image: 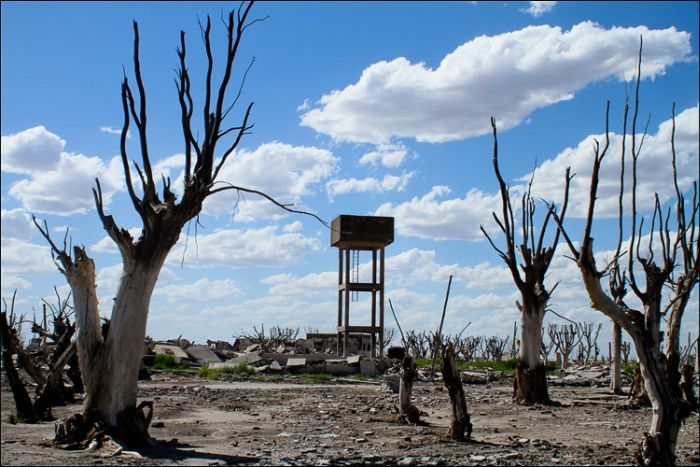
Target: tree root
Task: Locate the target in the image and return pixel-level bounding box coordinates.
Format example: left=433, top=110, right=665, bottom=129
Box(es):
left=635, top=432, right=675, bottom=466
left=53, top=401, right=155, bottom=450
left=396, top=404, right=421, bottom=425
left=513, top=364, right=554, bottom=405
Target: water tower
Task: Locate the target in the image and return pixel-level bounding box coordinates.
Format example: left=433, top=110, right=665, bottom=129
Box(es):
left=330, top=215, right=394, bottom=357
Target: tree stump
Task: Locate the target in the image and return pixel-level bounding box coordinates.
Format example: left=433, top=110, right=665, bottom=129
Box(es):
left=440, top=343, right=471, bottom=441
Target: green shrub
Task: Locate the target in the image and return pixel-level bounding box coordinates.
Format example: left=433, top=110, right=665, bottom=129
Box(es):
left=220, top=363, right=256, bottom=376
left=198, top=365, right=219, bottom=379
left=298, top=372, right=332, bottom=383
left=149, top=354, right=191, bottom=371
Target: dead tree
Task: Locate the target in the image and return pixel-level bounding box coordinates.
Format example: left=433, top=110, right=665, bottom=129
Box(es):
left=549, top=41, right=699, bottom=465
left=509, top=321, right=519, bottom=359
left=480, top=118, right=572, bottom=404
left=548, top=323, right=581, bottom=370
left=454, top=335, right=481, bottom=362
left=1, top=298, right=37, bottom=422
left=405, top=330, right=431, bottom=359
left=440, top=343, right=472, bottom=441
left=0, top=292, right=78, bottom=422
left=482, top=336, right=509, bottom=361
left=578, top=322, right=602, bottom=365
left=622, top=341, right=631, bottom=366
left=540, top=330, right=556, bottom=366
left=398, top=356, right=421, bottom=424
left=33, top=2, right=324, bottom=448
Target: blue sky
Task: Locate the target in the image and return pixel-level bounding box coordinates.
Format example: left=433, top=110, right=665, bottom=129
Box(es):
left=2, top=1, right=698, bottom=350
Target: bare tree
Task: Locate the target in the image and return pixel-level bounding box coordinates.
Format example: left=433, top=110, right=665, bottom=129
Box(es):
left=454, top=335, right=481, bottom=362
left=440, top=342, right=472, bottom=441
left=34, top=2, right=323, bottom=447
left=0, top=291, right=79, bottom=423
left=549, top=40, right=699, bottom=465
left=578, top=322, right=602, bottom=365
left=480, top=118, right=572, bottom=404
left=405, top=330, right=431, bottom=358
left=540, top=329, right=556, bottom=366
left=548, top=323, right=581, bottom=370
left=621, top=341, right=631, bottom=366
left=482, top=336, right=509, bottom=361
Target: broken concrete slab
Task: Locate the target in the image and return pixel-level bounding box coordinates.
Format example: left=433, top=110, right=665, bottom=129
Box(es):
left=381, top=374, right=400, bottom=393
left=286, top=358, right=307, bottom=370
left=325, top=360, right=355, bottom=376
left=185, top=345, right=223, bottom=365
left=346, top=355, right=361, bottom=365
left=360, top=359, right=377, bottom=377
left=270, top=360, right=283, bottom=371
left=154, top=343, right=190, bottom=362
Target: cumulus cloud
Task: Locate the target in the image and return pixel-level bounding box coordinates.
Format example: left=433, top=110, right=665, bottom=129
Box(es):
left=1, top=126, right=65, bottom=174
left=1, top=209, right=35, bottom=240
left=375, top=186, right=501, bottom=241
left=100, top=126, right=132, bottom=138
left=154, top=278, right=242, bottom=304
left=520, top=105, right=699, bottom=218
left=203, top=142, right=338, bottom=220
left=301, top=22, right=690, bottom=144
left=523, top=1, right=557, bottom=17
left=358, top=144, right=409, bottom=168
left=167, top=225, right=322, bottom=269
left=326, top=171, right=415, bottom=198
left=2, top=127, right=124, bottom=216
left=91, top=228, right=143, bottom=254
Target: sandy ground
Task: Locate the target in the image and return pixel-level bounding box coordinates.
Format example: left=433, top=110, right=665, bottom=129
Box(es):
left=1, top=371, right=699, bottom=466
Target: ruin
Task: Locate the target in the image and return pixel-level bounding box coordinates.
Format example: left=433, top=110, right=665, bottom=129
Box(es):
left=331, top=215, right=394, bottom=358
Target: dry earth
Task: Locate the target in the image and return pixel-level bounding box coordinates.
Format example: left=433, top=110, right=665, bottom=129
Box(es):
left=1, top=371, right=699, bottom=466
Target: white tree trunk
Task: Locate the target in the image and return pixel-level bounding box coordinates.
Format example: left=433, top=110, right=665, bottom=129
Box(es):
left=514, top=303, right=550, bottom=404
left=95, top=262, right=162, bottom=425
left=610, top=321, right=622, bottom=394
left=67, top=249, right=165, bottom=427
left=520, top=308, right=543, bottom=369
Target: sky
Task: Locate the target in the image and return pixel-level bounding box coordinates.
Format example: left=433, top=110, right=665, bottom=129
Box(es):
left=2, top=1, right=699, bottom=353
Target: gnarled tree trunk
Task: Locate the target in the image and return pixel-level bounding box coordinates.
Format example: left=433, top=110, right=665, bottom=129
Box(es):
left=514, top=304, right=549, bottom=404
left=398, top=356, right=420, bottom=424
left=440, top=343, right=471, bottom=441
left=610, top=321, right=623, bottom=395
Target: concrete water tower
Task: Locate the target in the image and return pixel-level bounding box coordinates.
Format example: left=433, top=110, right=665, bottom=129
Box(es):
left=331, top=215, right=394, bottom=357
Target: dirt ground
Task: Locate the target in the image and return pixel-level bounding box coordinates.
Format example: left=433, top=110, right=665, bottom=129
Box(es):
left=1, top=371, right=699, bottom=466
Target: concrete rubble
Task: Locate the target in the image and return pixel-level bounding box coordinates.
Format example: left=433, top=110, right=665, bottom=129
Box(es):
left=142, top=334, right=390, bottom=377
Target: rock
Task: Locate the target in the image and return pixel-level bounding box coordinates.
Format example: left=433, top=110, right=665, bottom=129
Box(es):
left=286, top=358, right=307, bottom=370
left=346, top=355, right=361, bottom=365
left=398, top=457, right=416, bottom=466
left=360, top=359, right=377, bottom=377
left=381, top=374, right=400, bottom=393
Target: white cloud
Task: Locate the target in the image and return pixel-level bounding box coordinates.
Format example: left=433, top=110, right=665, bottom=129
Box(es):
left=282, top=220, right=304, bottom=233
left=301, top=22, right=690, bottom=144
left=359, top=143, right=409, bottom=168
left=99, top=126, right=132, bottom=139
left=261, top=271, right=337, bottom=297
left=154, top=278, right=242, bottom=304
left=521, top=105, right=699, bottom=218
left=203, top=142, right=338, bottom=220
left=166, top=225, right=322, bottom=269
left=1, top=126, right=64, bottom=174
left=523, top=1, right=557, bottom=17
left=0, top=237, right=56, bottom=276
left=375, top=186, right=501, bottom=241
left=2, top=127, right=124, bottom=216
left=326, top=171, right=415, bottom=198
left=91, top=228, right=143, bottom=254
left=1, top=209, right=35, bottom=240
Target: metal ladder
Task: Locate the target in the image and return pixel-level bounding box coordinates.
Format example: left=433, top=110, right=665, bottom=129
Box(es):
left=351, top=249, right=359, bottom=302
